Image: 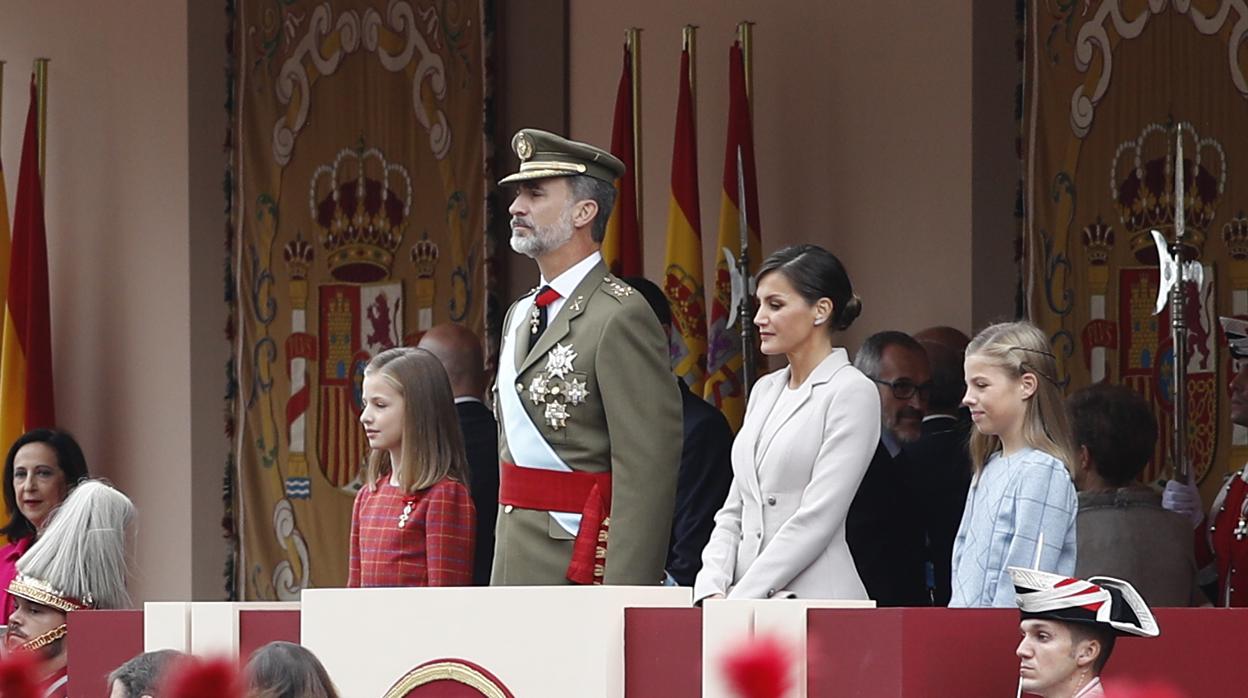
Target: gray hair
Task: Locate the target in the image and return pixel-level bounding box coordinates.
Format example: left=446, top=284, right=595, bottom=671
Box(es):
left=854, top=330, right=925, bottom=379
left=567, top=174, right=617, bottom=243
left=17, top=479, right=135, bottom=609
left=108, top=650, right=184, bottom=698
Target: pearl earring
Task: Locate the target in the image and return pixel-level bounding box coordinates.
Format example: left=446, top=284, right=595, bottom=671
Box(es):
left=814, top=317, right=826, bottom=326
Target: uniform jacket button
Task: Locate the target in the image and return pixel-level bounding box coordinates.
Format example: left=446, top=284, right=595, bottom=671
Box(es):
left=516, top=382, right=524, bottom=391
left=756, top=531, right=762, bottom=539
left=767, top=495, right=777, bottom=506
left=766, top=589, right=776, bottom=598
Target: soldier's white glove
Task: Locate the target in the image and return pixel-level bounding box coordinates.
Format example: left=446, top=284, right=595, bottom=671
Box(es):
left=1162, top=476, right=1204, bottom=529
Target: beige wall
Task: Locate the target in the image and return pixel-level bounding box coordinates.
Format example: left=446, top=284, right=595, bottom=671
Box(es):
left=565, top=1, right=987, bottom=350
left=972, top=0, right=1022, bottom=329
left=0, top=1, right=226, bottom=602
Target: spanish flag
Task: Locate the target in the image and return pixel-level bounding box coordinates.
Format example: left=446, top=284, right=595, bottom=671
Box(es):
left=602, top=43, right=643, bottom=276
left=0, top=79, right=56, bottom=447
left=662, top=43, right=708, bottom=392
left=704, top=42, right=761, bottom=432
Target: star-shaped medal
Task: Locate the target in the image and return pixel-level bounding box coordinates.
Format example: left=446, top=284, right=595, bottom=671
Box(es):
left=564, top=377, right=589, bottom=406
left=528, top=374, right=550, bottom=405
left=545, top=342, right=577, bottom=379
left=545, top=401, right=569, bottom=430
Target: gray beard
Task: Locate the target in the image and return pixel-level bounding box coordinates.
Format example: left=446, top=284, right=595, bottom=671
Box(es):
left=510, top=213, right=574, bottom=258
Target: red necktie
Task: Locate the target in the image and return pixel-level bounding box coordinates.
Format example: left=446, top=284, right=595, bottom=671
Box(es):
left=530, top=285, right=562, bottom=350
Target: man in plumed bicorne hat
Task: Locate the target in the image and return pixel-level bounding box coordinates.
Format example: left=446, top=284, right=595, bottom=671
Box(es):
left=1010, top=566, right=1159, bottom=698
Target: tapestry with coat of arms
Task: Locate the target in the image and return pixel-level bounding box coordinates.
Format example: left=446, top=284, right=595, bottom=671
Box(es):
left=1024, top=1, right=1248, bottom=502
left=228, top=0, right=491, bottom=599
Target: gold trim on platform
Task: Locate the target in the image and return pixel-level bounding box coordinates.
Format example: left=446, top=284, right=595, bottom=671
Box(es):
left=383, top=661, right=509, bottom=698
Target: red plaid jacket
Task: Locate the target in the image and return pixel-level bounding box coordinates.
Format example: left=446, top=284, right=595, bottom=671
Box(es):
left=348, top=477, right=476, bottom=587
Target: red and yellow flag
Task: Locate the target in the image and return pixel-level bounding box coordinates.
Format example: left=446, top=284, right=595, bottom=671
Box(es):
left=663, top=43, right=708, bottom=392
left=704, top=42, right=761, bottom=431
left=0, top=79, right=56, bottom=447
left=0, top=128, right=10, bottom=372
left=602, top=42, right=642, bottom=276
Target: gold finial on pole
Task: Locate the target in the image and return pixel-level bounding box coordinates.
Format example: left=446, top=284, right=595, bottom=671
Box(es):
left=736, top=22, right=755, bottom=109
left=34, top=58, right=49, bottom=183
left=683, top=26, right=697, bottom=122
left=626, top=28, right=643, bottom=232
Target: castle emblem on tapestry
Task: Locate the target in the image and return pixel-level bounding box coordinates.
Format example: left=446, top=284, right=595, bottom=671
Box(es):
left=230, top=0, right=489, bottom=599
left=1025, top=4, right=1248, bottom=497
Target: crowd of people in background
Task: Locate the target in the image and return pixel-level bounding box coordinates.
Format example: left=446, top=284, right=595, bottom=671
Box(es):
left=0, top=127, right=1229, bottom=696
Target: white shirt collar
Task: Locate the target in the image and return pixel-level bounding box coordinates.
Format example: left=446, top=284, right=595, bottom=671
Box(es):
left=454, top=395, right=484, bottom=405
left=540, top=251, right=602, bottom=300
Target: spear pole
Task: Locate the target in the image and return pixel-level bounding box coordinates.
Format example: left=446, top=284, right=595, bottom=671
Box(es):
left=1171, top=124, right=1190, bottom=483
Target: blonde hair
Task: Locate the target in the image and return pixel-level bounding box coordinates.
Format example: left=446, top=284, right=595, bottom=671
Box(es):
left=362, top=347, right=470, bottom=493
left=965, top=321, right=1076, bottom=477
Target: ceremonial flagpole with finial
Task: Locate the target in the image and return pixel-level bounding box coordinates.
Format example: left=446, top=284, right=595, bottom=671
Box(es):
left=736, top=147, right=755, bottom=394
left=1152, top=123, right=1201, bottom=483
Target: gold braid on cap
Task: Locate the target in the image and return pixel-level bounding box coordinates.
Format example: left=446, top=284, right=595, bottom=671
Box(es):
left=7, top=574, right=92, bottom=613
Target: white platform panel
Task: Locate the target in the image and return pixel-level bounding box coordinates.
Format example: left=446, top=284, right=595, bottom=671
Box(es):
left=302, top=586, right=690, bottom=698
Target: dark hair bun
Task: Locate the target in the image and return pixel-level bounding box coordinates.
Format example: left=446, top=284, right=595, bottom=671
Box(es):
left=835, top=294, right=862, bottom=330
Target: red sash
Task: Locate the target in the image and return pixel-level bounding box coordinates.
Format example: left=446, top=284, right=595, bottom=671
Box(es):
left=499, top=461, right=612, bottom=584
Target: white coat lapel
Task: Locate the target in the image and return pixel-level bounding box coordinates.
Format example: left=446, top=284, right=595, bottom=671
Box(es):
left=754, top=350, right=851, bottom=467
left=736, top=374, right=783, bottom=500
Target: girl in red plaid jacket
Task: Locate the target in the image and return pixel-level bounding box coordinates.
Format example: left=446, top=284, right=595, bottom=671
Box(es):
left=348, top=347, right=477, bottom=587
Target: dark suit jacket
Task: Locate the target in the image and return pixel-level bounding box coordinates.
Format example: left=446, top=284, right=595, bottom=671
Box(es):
left=846, top=440, right=930, bottom=606
left=666, top=379, right=735, bottom=586
left=456, top=399, right=499, bottom=586
left=902, top=414, right=973, bottom=606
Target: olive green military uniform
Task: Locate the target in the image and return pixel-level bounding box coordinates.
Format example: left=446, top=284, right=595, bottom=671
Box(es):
left=490, top=130, right=682, bottom=585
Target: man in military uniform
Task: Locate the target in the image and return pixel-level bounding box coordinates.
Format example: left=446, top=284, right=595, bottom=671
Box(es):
left=491, top=128, right=682, bottom=586
left=1164, top=316, right=1248, bottom=605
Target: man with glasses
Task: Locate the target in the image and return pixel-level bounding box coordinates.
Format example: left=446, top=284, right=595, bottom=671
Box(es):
left=848, top=331, right=932, bottom=606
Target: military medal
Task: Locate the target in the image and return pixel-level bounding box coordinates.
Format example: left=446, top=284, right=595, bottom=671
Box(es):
left=528, top=374, right=550, bottom=404
left=565, top=377, right=589, bottom=406
left=545, top=402, right=569, bottom=429
left=545, top=343, right=577, bottom=379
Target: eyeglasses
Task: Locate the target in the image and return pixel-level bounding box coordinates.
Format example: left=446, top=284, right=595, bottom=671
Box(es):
left=870, top=377, right=933, bottom=401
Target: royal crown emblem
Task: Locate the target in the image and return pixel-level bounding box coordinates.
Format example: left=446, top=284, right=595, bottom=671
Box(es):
left=310, top=147, right=413, bottom=283
left=283, top=235, right=315, bottom=280
left=410, top=238, right=440, bottom=279
left=1111, top=122, right=1227, bottom=263
left=1222, top=212, right=1248, bottom=261
left=1080, top=217, right=1114, bottom=266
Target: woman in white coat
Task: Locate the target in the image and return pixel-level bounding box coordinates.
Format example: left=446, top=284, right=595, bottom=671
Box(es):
left=694, top=244, right=880, bottom=601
